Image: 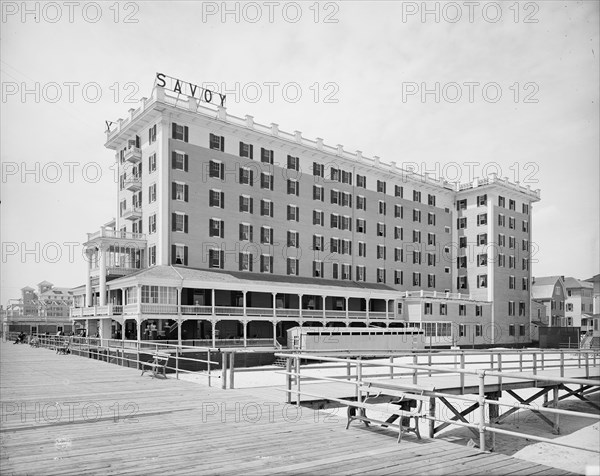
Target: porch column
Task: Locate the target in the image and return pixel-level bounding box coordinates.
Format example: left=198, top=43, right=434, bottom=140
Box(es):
left=211, top=320, right=217, bottom=348
left=366, top=298, right=370, bottom=320
left=386, top=299, right=389, bottom=320
left=99, top=319, right=112, bottom=346
left=298, top=294, right=303, bottom=319
left=177, top=319, right=182, bottom=345
left=99, top=245, right=107, bottom=306
left=243, top=291, right=247, bottom=317
left=243, top=321, right=248, bottom=347
left=272, top=293, right=276, bottom=318
left=322, top=296, right=326, bottom=320
left=345, top=297, right=349, bottom=320
left=136, top=318, right=142, bottom=341
left=211, top=289, right=215, bottom=315
left=272, top=321, right=277, bottom=347
left=85, top=249, right=93, bottom=307
left=177, top=287, right=182, bottom=346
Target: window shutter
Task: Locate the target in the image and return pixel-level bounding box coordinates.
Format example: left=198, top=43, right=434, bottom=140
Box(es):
left=287, top=259, right=290, bottom=275
left=239, top=168, right=243, bottom=183
left=269, top=256, right=273, bottom=273
left=249, top=198, right=253, bottom=214
left=313, top=236, right=317, bottom=248
left=250, top=171, right=254, bottom=186
left=184, top=185, right=189, bottom=202
left=239, top=196, right=243, bottom=212
left=269, top=229, right=273, bottom=244
left=249, top=145, right=253, bottom=159
left=287, top=206, right=291, bottom=220
left=184, top=215, right=188, bottom=233
left=239, top=253, right=243, bottom=271
left=171, top=151, right=177, bottom=169
left=219, top=164, right=224, bottom=180
left=239, top=224, right=243, bottom=241
left=184, top=126, right=189, bottom=142
left=148, top=128, right=152, bottom=144
left=220, top=250, right=224, bottom=269
left=220, top=221, right=224, bottom=238
left=172, top=182, right=176, bottom=200
left=239, top=142, right=243, bottom=156
left=261, top=228, right=265, bottom=243
left=220, top=136, right=225, bottom=152
left=171, top=245, right=176, bottom=264
left=249, top=226, right=253, bottom=242
left=172, top=123, right=177, bottom=139
left=220, top=191, right=224, bottom=208
left=184, top=154, right=189, bottom=172
left=171, top=213, right=176, bottom=231
left=333, top=263, right=338, bottom=279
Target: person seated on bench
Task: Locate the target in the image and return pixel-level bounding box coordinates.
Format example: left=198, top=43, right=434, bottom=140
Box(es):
left=29, top=336, right=40, bottom=347
left=56, top=340, right=71, bottom=355
left=13, top=332, right=26, bottom=344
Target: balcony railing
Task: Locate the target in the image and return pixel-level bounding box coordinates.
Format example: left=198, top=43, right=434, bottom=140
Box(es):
left=88, top=228, right=146, bottom=241
left=124, top=147, right=141, bottom=163
left=124, top=175, right=141, bottom=191
left=122, top=207, right=142, bottom=221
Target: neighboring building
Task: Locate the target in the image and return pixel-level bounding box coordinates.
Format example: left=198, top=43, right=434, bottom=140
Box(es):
left=2, top=282, right=74, bottom=335
left=585, top=274, right=600, bottom=314
left=531, top=276, right=567, bottom=327
left=70, top=75, right=541, bottom=347
left=564, top=277, right=594, bottom=332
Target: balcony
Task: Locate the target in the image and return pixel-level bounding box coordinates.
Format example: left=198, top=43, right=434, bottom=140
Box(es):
left=124, top=147, right=141, bottom=163
left=124, top=175, right=141, bottom=192
left=122, top=207, right=142, bottom=221
left=87, top=227, right=146, bottom=242
left=70, top=305, right=123, bottom=318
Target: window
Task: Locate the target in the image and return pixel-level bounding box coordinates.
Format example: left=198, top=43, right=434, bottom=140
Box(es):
left=394, top=270, right=403, bottom=285
left=477, top=274, right=488, bottom=288
left=475, top=324, right=482, bottom=337
left=477, top=194, right=487, bottom=206
left=239, top=223, right=253, bottom=242
left=394, top=248, right=403, bottom=262
left=395, top=185, right=403, bottom=198
left=508, top=301, right=515, bottom=316
left=498, top=196, right=506, bottom=208
left=149, top=183, right=157, bottom=203
left=239, top=141, right=253, bottom=159
left=209, top=189, right=224, bottom=208
left=260, top=199, right=273, bottom=217
left=341, top=263, right=351, bottom=280
left=149, top=153, right=156, bottom=173
left=395, top=205, right=403, bottom=218
left=260, top=227, right=274, bottom=245
left=457, top=217, right=467, bottom=229
left=413, top=190, right=421, bottom=203
left=522, top=221, right=529, bottom=232
left=172, top=123, right=188, bottom=142
left=148, top=124, right=157, bottom=144
left=394, top=226, right=403, bottom=240
left=498, top=214, right=506, bottom=226
left=331, top=237, right=341, bottom=254
left=209, top=160, right=223, bottom=179
left=459, top=325, right=465, bottom=337
left=260, top=255, right=274, bottom=273
left=313, top=185, right=324, bottom=201
left=209, top=133, right=225, bottom=151
left=477, top=213, right=487, bottom=225
left=341, top=170, right=352, bottom=185
left=377, top=222, right=386, bottom=237
left=522, top=277, right=529, bottom=290
left=209, top=248, right=224, bottom=269
left=261, top=172, right=274, bottom=190
left=148, top=245, right=156, bottom=267
left=356, top=219, right=366, bottom=234
left=377, top=245, right=386, bottom=260
left=379, top=201, right=386, bottom=215
left=509, top=199, right=515, bottom=211
left=522, top=204, right=529, bottom=214
left=457, top=199, right=467, bottom=210
left=377, top=268, right=386, bottom=283
left=522, top=239, right=529, bottom=251
left=440, top=303, right=447, bottom=315
left=287, top=230, right=299, bottom=248
left=427, top=233, right=436, bottom=246
left=509, top=217, right=515, bottom=229
left=313, top=210, right=324, bottom=226
left=313, top=235, right=324, bottom=251
left=427, top=253, right=436, bottom=266
left=261, top=148, right=274, bottom=164
left=356, top=195, right=366, bottom=210
left=413, top=230, right=421, bottom=243
left=519, top=324, right=525, bottom=336
left=313, top=162, right=324, bottom=177
left=208, top=218, right=224, bottom=238
left=498, top=234, right=506, bottom=247
left=424, top=302, right=433, bottom=315
left=172, top=213, right=189, bottom=233
left=149, top=214, right=156, bottom=234
left=509, top=324, right=515, bottom=336
left=330, top=167, right=340, bottom=182
left=509, top=275, right=515, bottom=289
left=427, top=274, right=436, bottom=288
left=413, top=251, right=421, bottom=264
left=342, top=240, right=351, bottom=255
left=357, top=175, right=366, bottom=188
left=457, top=276, right=467, bottom=289
left=172, top=151, right=188, bottom=171
left=313, top=260, right=324, bottom=278
left=427, top=194, right=436, bottom=206
left=459, top=304, right=466, bottom=316
left=331, top=189, right=340, bottom=205
left=478, top=233, right=487, bottom=246
left=239, top=252, right=253, bottom=272
left=377, top=180, right=386, bottom=193
left=287, top=179, right=299, bottom=196
left=413, top=272, right=421, bottom=286
left=356, top=266, right=366, bottom=281
left=287, top=257, right=299, bottom=276
left=239, top=195, right=254, bottom=214
left=522, top=258, right=529, bottom=271
left=413, top=209, right=421, bottom=222
left=287, top=155, right=299, bottom=171
left=172, top=182, right=189, bottom=202
left=459, top=236, right=467, bottom=248
left=519, top=302, right=526, bottom=316
left=330, top=214, right=339, bottom=229
left=239, top=167, right=254, bottom=186
left=172, top=244, right=188, bottom=266
left=428, top=213, right=436, bottom=225
left=457, top=256, right=467, bottom=268
left=358, top=242, right=366, bottom=257
left=287, top=205, right=299, bottom=221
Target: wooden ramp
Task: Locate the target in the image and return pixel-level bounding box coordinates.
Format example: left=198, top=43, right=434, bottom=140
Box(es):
left=0, top=342, right=574, bottom=475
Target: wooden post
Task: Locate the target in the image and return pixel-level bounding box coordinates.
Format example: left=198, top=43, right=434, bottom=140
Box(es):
left=552, top=385, right=560, bottom=434
left=295, top=356, right=301, bottom=407
left=428, top=353, right=432, bottom=377
left=207, top=349, right=211, bottom=387
left=478, top=371, right=486, bottom=452
left=585, top=353, right=589, bottom=378
left=533, top=353, right=537, bottom=375
left=519, top=351, right=523, bottom=372
left=175, top=348, right=179, bottom=380
left=356, top=357, right=363, bottom=402
left=286, top=358, right=292, bottom=404
left=560, top=351, right=564, bottom=377
left=460, top=353, right=465, bottom=392
left=541, top=351, right=545, bottom=370
left=413, top=354, right=418, bottom=385
left=221, top=351, right=228, bottom=390
left=346, top=361, right=351, bottom=381
left=229, top=352, right=235, bottom=389
left=429, top=396, right=436, bottom=439
left=390, top=356, right=394, bottom=379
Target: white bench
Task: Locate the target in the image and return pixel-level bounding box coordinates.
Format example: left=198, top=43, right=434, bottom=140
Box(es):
left=140, top=352, right=170, bottom=379
left=346, top=382, right=434, bottom=443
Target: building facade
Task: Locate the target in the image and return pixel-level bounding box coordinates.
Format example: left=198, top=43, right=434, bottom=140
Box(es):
left=70, top=77, right=540, bottom=347
left=564, top=277, right=594, bottom=331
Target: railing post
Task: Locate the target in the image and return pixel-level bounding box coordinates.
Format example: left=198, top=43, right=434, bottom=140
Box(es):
left=412, top=354, right=418, bottom=385
left=390, top=356, right=394, bottom=379
left=519, top=351, right=523, bottom=372
left=497, top=353, right=502, bottom=389
left=560, top=351, right=564, bottom=377
left=478, top=370, right=486, bottom=452
left=460, top=353, right=465, bottom=392
left=541, top=350, right=545, bottom=370
left=346, top=361, right=351, bottom=381
left=356, top=357, right=363, bottom=402
left=428, top=353, right=432, bottom=378
left=585, top=352, right=589, bottom=378
left=229, top=352, right=235, bottom=389
left=286, top=357, right=292, bottom=404
left=295, top=355, right=301, bottom=407
left=175, top=347, right=179, bottom=380
left=533, top=353, right=537, bottom=375
left=221, top=351, right=228, bottom=390
left=428, top=396, right=436, bottom=439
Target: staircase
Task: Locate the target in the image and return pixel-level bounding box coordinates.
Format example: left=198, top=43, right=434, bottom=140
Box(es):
left=273, top=357, right=288, bottom=367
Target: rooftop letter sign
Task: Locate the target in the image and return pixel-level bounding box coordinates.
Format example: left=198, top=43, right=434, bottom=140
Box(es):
left=156, top=72, right=226, bottom=107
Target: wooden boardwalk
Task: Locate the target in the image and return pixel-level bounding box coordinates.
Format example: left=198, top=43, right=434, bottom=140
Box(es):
left=0, top=342, right=575, bottom=475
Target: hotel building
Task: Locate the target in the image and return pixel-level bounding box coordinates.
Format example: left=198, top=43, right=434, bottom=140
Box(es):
left=70, top=77, right=540, bottom=348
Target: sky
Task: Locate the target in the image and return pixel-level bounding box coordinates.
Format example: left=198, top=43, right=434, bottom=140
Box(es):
left=1, top=0, right=599, bottom=303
